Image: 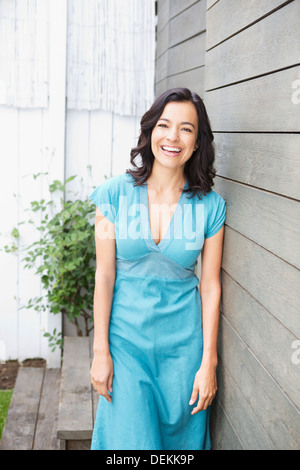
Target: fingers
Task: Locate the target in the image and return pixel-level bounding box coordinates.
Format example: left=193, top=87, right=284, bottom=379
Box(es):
left=189, top=385, right=198, bottom=407
left=90, top=374, right=113, bottom=403
left=191, top=391, right=216, bottom=415
left=91, top=379, right=112, bottom=402
left=107, top=373, right=113, bottom=394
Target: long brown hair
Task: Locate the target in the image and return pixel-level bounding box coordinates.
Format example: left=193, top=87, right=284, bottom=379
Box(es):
left=126, top=88, right=216, bottom=199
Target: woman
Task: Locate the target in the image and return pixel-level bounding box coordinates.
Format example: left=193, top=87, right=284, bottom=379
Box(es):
left=89, top=88, right=226, bottom=450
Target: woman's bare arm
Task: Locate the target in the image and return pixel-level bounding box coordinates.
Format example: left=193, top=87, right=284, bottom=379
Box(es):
left=90, top=207, right=116, bottom=401
left=199, top=224, right=225, bottom=367
left=189, top=225, right=225, bottom=414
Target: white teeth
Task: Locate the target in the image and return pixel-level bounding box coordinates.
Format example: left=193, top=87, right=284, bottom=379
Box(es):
left=162, top=146, right=181, bottom=153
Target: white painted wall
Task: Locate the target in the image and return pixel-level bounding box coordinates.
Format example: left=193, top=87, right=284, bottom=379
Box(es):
left=0, top=0, right=144, bottom=366
left=0, top=0, right=68, bottom=367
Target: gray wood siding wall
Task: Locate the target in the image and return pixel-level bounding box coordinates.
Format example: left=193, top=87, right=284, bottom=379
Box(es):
left=155, top=0, right=300, bottom=450
left=155, top=0, right=207, bottom=97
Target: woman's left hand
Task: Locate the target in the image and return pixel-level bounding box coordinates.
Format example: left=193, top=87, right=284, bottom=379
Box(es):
left=189, top=363, right=217, bottom=415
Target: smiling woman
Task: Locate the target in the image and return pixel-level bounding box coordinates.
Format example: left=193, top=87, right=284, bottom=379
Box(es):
left=89, top=88, right=226, bottom=450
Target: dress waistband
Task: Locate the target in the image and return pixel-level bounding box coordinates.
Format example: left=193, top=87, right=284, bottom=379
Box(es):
left=116, top=252, right=197, bottom=281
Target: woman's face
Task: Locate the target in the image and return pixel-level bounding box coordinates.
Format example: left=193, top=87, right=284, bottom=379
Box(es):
left=151, top=101, right=199, bottom=172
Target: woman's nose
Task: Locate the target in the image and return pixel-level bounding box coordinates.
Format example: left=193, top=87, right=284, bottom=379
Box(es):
left=167, top=127, right=179, bottom=141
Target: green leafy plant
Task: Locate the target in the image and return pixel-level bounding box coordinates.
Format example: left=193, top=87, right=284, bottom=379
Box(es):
left=2, top=171, right=98, bottom=350
left=43, top=328, right=63, bottom=352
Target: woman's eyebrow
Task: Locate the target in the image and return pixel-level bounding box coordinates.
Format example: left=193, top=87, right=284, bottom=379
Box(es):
left=158, top=118, right=195, bottom=129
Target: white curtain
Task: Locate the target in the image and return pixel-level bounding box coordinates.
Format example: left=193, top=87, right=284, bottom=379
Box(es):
left=0, top=0, right=49, bottom=108
left=67, top=0, right=156, bottom=116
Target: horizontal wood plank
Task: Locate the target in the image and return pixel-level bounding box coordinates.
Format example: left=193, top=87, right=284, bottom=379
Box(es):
left=210, top=399, right=243, bottom=450
left=217, top=316, right=300, bottom=449
left=222, top=271, right=300, bottom=409
left=66, top=439, right=91, bottom=450
left=213, top=133, right=300, bottom=200
left=155, top=78, right=169, bottom=97
left=222, top=226, right=300, bottom=337
left=206, top=1, right=300, bottom=90
left=213, top=178, right=300, bottom=269
left=170, top=0, right=197, bottom=19
left=57, top=337, right=93, bottom=440
left=207, top=0, right=219, bottom=10
left=156, top=22, right=170, bottom=59
left=156, top=50, right=169, bottom=84
left=157, top=0, right=170, bottom=34
left=216, top=353, right=275, bottom=448
left=204, top=66, right=300, bottom=131
left=169, top=0, right=206, bottom=48
left=167, top=66, right=205, bottom=98
left=0, top=368, right=44, bottom=450
left=168, top=32, right=206, bottom=76
left=206, top=0, right=289, bottom=49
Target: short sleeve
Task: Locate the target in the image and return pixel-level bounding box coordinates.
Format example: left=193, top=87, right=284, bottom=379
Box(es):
left=89, top=180, right=117, bottom=224
left=205, top=195, right=226, bottom=239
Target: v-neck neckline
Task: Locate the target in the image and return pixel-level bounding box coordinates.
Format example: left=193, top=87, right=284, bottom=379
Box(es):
left=140, top=178, right=188, bottom=251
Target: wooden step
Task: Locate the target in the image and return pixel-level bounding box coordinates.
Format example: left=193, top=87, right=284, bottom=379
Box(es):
left=0, top=367, right=61, bottom=450
left=57, top=336, right=98, bottom=450
left=0, top=336, right=97, bottom=450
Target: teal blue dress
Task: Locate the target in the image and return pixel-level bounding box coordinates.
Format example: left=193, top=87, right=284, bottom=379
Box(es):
left=89, top=172, right=226, bottom=450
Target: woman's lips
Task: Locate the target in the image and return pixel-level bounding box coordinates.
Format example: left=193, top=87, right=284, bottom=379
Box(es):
left=160, top=145, right=183, bottom=157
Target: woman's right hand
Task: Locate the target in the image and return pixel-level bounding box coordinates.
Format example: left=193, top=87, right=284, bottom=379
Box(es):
left=90, top=352, right=114, bottom=403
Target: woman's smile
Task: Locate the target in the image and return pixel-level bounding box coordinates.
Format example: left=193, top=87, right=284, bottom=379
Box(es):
left=160, top=144, right=183, bottom=157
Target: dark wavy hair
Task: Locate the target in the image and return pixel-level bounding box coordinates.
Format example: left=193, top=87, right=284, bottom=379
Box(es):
left=125, top=87, right=216, bottom=199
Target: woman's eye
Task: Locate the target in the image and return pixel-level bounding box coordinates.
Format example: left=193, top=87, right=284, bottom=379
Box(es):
left=158, top=123, right=167, bottom=128
left=182, top=128, right=192, bottom=132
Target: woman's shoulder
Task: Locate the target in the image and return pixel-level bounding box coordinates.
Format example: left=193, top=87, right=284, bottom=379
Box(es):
left=202, top=189, right=227, bottom=238
left=89, top=173, right=133, bottom=222
left=194, top=187, right=226, bottom=207
left=94, top=172, right=134, bottom=192
left=205, top=188, right=226, bottom=205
